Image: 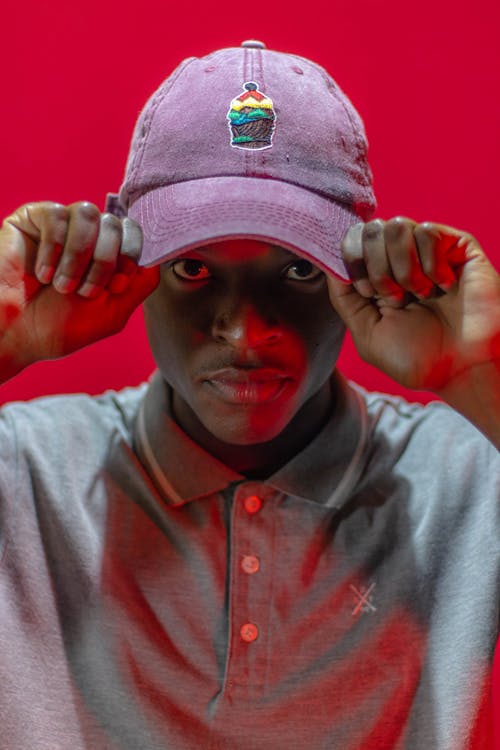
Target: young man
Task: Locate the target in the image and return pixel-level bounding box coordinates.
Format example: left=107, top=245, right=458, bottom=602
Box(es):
left=0, top=41, right=498, bottom=749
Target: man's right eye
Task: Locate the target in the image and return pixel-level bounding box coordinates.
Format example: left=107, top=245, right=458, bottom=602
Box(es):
left=171, top=259, right=211, bottom=281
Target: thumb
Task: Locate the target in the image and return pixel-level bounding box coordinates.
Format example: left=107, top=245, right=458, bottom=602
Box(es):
left=115, top=265, right=160, bottom=311
left=326, top=274, right=379, bottom=342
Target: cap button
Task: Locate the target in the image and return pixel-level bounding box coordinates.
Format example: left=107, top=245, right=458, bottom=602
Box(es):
left=241, top=40, right=267, bottom=49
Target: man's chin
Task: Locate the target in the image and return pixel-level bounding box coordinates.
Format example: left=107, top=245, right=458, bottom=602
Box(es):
left=193, top=379, right=300, bottom=445
left=171, top=383, right=301, bottom=451
left=202, top=410, right=294, bottom=447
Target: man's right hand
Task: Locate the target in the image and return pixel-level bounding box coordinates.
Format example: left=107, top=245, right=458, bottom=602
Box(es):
left=0, top=201, right=160, bottom=383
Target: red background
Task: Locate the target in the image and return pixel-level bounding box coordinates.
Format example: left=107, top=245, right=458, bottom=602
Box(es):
left=1, top=0, right=499, bottom=717
left=0, top=0, right=499, bottom=404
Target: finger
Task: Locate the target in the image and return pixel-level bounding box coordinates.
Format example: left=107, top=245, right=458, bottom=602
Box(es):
left=4, top=202, right=69, bottom=282
left=24, top=203, right=69, bottom=283
left=108, top=256, right=138, bottom=295
left=342, top=222, right=376, bottom=298
left=107, top=265, right=160, bottom=331
left=414, top=222, right=464, bottom=291
left=362, top=220, right=406, bottom=306
left=384, top=217, right=435, bottom=299
left=326, top=274, right=380, bottom=355
left=120, top=217, right=143, bottom=261
left=78, top=214, right=122, bottom=298
left=52, top=202, right=101, bottom=294
left=107, top=218, right=143, bottom=295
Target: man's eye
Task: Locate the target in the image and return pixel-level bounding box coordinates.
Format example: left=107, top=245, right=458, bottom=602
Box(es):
left=171, top=259, right=211, bottom=281
left=284, top=259, right=323, bottom=281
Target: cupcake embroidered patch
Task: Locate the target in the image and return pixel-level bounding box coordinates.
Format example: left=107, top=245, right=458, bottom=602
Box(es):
left=227, top=82, right=276, bottom=150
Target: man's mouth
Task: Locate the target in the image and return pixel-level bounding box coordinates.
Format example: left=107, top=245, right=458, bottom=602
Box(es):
left=201, top=367, right=293, bottom=405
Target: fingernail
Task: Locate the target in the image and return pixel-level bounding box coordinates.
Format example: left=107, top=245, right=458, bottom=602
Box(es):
left=53, top=274, right=77, bottom=294
left=78, top=282, right=102, bottom=299
left=36, top=264, right=54, bottom=284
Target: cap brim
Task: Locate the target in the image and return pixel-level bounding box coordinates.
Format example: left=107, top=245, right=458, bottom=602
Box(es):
left=128, top=176, right=360, bottom=280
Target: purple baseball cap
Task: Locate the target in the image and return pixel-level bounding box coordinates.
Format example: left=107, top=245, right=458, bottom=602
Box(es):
left=112, top=40, right=376, bottom=280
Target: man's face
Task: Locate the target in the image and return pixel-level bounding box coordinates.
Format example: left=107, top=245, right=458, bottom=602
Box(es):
left=143, top=240, right=345, bottom=446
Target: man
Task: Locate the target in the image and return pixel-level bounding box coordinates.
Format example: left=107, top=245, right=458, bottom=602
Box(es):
left=0, top=41, right=498, bottom=749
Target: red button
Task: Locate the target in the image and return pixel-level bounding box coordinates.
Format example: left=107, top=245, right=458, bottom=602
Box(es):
left=240, top=623, right=259, bottom=642
left=241, top=555, right=260, bottom=574
left=244, top=495, right=262, bottom=514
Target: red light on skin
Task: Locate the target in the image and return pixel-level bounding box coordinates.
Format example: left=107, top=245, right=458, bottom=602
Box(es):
left=203, top=370, right=292, bottom=406
left=190, top=331, right=309, bottom=447
left=143, top=239, right=345, bottom=475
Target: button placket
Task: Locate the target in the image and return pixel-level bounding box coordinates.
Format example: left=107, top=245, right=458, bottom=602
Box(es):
left=223, top=484, right=274, bottom=697
left=237, top=489, right=263, bottom=643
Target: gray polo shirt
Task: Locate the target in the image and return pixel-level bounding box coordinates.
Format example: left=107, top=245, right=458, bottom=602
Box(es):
left=0, top=374, right=498, bottom=749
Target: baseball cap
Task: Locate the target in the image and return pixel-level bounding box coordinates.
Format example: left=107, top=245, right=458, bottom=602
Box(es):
left=110, top=40, right=376, bottom=280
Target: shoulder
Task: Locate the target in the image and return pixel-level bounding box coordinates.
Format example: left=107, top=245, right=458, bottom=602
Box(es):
left=0, top=385, right=149, bottom=549
left=356, top=384, right=496, bottom=453
left=351, top=383, right=499, bottom=495
left=0, top=384, right=148, bottom=464
left=344, top=385, right=500, bottom=572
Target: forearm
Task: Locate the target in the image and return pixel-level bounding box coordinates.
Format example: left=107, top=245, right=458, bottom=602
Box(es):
left=436, top=361, right=500, bottom=450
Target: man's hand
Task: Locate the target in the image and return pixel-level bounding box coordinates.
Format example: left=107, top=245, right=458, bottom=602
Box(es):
left=327, top=217, right=500, bottom=445
left=0, top=201, right=159, bottom=382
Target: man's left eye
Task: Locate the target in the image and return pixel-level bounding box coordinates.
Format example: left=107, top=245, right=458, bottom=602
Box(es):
left=171, top=259, right=211, bottom=281
left=283, top=259, right=323, bottom=281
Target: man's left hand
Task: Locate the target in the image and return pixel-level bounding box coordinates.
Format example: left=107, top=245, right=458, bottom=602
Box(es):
left=327, top=217, right=500, bottom=393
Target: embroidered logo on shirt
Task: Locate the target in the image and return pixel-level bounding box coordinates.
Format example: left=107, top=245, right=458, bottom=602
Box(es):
left=350, top=582, right=377, bottom=616
left=227, top=82, right=276, bottom=150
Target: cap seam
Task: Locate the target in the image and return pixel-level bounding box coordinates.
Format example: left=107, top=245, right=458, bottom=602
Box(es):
left=126, top=174, right=361, bottom=212
left=256, top=47, right=267, bottom=173
left=243, top=46, right=252, bottom=176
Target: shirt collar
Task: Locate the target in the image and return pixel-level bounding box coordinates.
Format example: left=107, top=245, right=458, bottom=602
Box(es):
left=134, top=371, right=367, bottom=509
left=268, top=375, right=367, bottom=507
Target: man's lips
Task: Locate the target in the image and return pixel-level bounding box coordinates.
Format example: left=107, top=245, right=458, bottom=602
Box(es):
left=199, top=367, right=294, bottom=405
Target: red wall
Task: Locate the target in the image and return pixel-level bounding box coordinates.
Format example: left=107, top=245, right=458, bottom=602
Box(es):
left=1, top=0, right=499, bottom=404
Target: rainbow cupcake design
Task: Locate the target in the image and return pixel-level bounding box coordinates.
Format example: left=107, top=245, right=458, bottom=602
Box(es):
left=227, top=82, right=276, bottom=150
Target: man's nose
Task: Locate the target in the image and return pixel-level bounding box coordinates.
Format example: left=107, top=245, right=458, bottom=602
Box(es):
left=211, top=300, right=282, bottom=349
